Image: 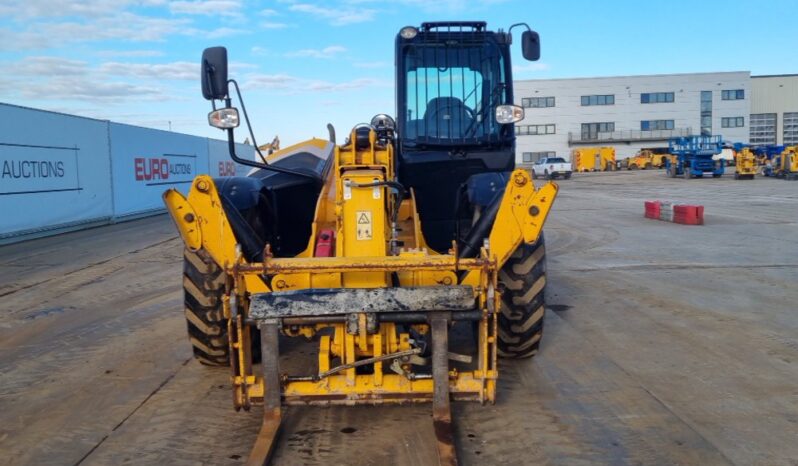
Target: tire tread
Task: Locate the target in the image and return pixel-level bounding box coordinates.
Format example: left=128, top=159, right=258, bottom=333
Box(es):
left=183, top=248, right=229, bottom=366
left=497, top=237, right=547, bottom=358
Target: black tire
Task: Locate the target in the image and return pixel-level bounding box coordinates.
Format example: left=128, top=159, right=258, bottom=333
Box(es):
left=564, top=172, right=572, bottom=179
left=183, top=248, right=230, bottom=366
left=497, top=237, right=546, bottom=358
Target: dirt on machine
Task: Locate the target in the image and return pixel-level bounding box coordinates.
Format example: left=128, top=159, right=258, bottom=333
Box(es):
left=163, top=21, right=556, bottom=465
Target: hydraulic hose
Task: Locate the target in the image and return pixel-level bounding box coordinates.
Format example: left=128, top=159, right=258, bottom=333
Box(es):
left=458, top=192, right=501, bottom=259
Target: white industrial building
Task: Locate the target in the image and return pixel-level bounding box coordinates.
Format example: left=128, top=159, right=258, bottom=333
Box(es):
left=514, top=71, right=753, bottom=164
left=750, top=74, right=798, bottom=146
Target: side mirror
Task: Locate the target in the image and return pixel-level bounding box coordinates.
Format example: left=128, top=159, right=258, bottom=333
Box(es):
left=201, top=46, right=229, bottom=100
left=522, top=30, right=540, bottom=61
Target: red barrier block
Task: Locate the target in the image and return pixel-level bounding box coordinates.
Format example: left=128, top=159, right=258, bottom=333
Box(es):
left=644, top=201, right=661, bottom=219
left=673, top=205, right=704, bottom=225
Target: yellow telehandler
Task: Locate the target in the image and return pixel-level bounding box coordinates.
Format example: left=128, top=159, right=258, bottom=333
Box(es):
left=164, top=22, right=557, bottom=465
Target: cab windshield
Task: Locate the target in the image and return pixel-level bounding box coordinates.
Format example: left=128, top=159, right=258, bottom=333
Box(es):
left=401, top=41, right=506, bottom=144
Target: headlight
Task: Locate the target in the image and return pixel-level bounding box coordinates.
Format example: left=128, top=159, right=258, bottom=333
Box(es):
left=208, top=108, right=240, bottom=129
left=495, top=105, right=524, bottom=124
left=370, top=113, right=396, bottom=131
left=399, top=26, right=418, bottom=39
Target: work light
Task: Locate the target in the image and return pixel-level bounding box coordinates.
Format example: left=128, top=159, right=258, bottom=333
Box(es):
left=495, top=105, right=524, bottom=124
left=399, top=26, right=418, bottom=39
left=208, top=108, right=240, bottom=129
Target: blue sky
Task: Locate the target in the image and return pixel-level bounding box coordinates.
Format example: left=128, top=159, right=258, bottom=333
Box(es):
left=1, top=0, right=796, bottom=144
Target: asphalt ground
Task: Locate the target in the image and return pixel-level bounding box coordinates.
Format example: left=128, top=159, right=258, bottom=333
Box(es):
left=1, top=168, right=796, bottom=465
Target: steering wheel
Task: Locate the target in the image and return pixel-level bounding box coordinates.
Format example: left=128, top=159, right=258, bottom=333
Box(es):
left=426, top=104, right=476, bottom=124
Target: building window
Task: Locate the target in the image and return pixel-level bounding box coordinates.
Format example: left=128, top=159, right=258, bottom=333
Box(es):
left=515, top=124, right=556, bottom=136
left=721, top=117, right=745, bottom=128
left=640, top=92, right=674, bottom=104
left=521, top=96, right=555, bottom=108
left=750, top=113, right=776, bottom=144
left=784, top=112, right=798, bottom=145
left=641, top=120, right=675, bottom=131
left=581, top=122, right=615, bottom=139
left=721, top=89, right=745, bottom=100
left=581, top=94, right=615, bottom=106
left=522, top=151, right=555, bottom=163
left=701, top=91, right=712, bottom=136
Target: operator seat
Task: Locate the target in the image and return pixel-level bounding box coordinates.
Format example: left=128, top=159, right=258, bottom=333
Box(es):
left=423, top=97, right=473, bottom=139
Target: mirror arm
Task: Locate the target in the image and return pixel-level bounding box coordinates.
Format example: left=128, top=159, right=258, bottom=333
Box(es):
left=228, top=80, right=268, bottom=164
left=223, top=80, right=320, bottom=184
left=508, top=23, right=531, bottom=38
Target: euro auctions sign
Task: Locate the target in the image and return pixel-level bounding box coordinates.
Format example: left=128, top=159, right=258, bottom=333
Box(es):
left=110, top=123, right=209, bottom=216
left=133, top=155, right=195, bottom=184
left=0, top=143, right=80, bottom=195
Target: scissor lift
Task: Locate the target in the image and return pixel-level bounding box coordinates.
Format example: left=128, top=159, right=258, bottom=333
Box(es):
left=666, top=135, right=724, bottom=179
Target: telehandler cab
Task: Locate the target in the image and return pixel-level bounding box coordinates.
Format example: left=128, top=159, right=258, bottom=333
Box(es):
left=164, top=21, right=557, bottom=465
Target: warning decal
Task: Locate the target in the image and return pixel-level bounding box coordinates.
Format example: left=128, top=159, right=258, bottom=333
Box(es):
left=356, top=210, right=372, bottom=240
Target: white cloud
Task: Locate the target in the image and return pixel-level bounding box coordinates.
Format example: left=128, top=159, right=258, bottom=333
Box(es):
left=19, top=78, right=163, bottom=102
left=289, top=3, right=375, bottom=26
left=205, top=27, right=250, bottom=39
left=0, top=12, right=192, bottom=50
left=229, top=62, right=259, bottom=72
left=244, top=73, right=299, bottom=90
left=0, top=0, right=151, bottom=19
left=285, top=45, right=347, bottom=59
left=0, top=56, right=207, bottom=104
left=259, top=8, right=278, bottom=16
left=261, top=21, right=289, bottom=29
left=5, top=55, right=255, bottom=82
left=15, top=56, right=89, bottom=76
left=243, top=73, right=389, bottom=93
left=169, top=0, right=242, bottom=16
left=394, top=0, right=508, bottom=13
left=96, top=49, right=166, bottom=58
left=99, top=61, right=197, bottom=80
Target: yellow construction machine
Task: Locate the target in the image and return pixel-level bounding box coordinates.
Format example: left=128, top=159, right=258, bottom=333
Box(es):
left=774, top=146, right=798, bottom=179
left=571, top=146, right=615, bottom=172
left=650, top=152, right=668, bottom=168
left=164, top=22, right=557, bottom=465
left=257, top=135, right=280, bottom=155
left=734, top=147, right=757, bottom=180
left=624, top=150, right=654, bottom=169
